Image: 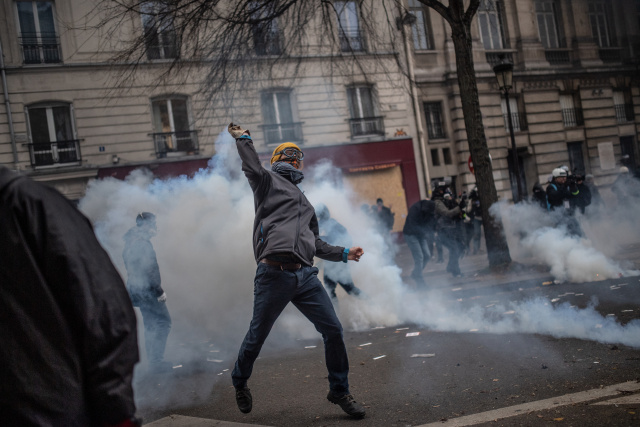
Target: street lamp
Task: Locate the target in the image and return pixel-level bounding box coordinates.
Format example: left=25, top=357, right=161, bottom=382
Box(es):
left=493, top=59, right=523, bottom=203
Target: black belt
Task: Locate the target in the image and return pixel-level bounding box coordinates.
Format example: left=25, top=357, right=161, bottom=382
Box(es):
left=260, top=258, right=302, bottom=271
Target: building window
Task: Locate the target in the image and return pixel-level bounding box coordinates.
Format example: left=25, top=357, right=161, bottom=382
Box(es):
left=424, top=102, right=446, bottom=139
left=501, top=96, right=527, bottom=132
left=336, top=1, right=365, bottom=52
left=346, top=85, right=383, bottom=137
left=588, top=2, right=611, bottom=48
left=141, top=1, right=179, bottom=60
left=408, top=0, right=431, bottom=50
left=260, top=90, right=302, bottom=145
left=442, top=147, right=453, bottom=165
left=151, top=97, right=198, bottom=157
left=16, top=1, right=61, bottom=64
left=478, top=0, right=505, bottom=50
left=431, top=148, right=440, bottom=166
left=251, top=2, right=282, bottom=56
left=560, top=93, right=584, bottom=127
left=535, top=1, right=561, bottom=49
left=567, top=142, right=586, bottom=174
left=613, top=90, right=635, bottom=123
left=25, top=103, right=80, bottom=167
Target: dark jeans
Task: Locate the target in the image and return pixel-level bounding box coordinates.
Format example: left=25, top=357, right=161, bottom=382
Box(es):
left=232, top=263, right=350, bottom=396
left=404, top=233, right=431, bottom=282
left=324, top=274, right=361, bottom=299
left=138, top=298, right=172, bottom=364
left=472, top=219, right=482, bottom=252
left=440, top=229, right=462, bottom=276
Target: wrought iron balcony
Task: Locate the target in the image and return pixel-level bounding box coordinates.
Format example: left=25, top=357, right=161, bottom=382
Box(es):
left=615, top=104, right=635, bottom=123
left=26, top=140, right=81, bottom=167
left=152, top=131, right=199, bottom=158
left=19, top=33, right=61, bottom=64
left=349, top=116, right=385, bottom=137
left=503, top=112, right=527, bottom=132
left=486, top=51, right=513, bottom=67
left=598, top=48, right=622, bottom=63
left=562, top=108, right=584, bottom=127
left=339, top=29, right=366, bottom=52
left=545, top=49, right=571, bottom=65
left=260, top=122, right=303, bottom=145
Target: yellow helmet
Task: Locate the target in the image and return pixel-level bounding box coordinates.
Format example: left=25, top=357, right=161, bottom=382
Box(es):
left=270, top=142, right=302, bottom=165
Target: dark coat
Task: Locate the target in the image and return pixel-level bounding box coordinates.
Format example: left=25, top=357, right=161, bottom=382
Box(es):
left=546, top=180, right=578, bottom=211
left=403, top=200, right=436, bottom=238
left=235, top=136, right=344, bottom=265
left=0, top=167, right=138, bottom=426
left=123, top=226, right=164, bottom=305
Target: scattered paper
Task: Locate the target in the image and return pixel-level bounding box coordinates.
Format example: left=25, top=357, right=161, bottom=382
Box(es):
left=372, top=326, right=386, bottom=330
left=396, top=327, right=409, bottom=331
left=503, top=310, right=515, bottom=315
left=207, top=359, right=223, bottom=363
left=359, top=343, right=372, bottom=346
left=411, top=354, right=435, bottom=358
left=575, top=293, right=584, bottom=296
left=406, top=332, right=420, bottom=337
left=172, top=365, right=183, bottom=369
left=551, top=298, right=560, bottom=302
left=542, top=281, right=552, bottom=285
left=469, top=329, right=479, bottom=332
left=304, top=346, right=317, bottom=349
left=373, top=355, right=386, bottom=360
left=622, top=309, right=634, bottom=312
left=452, top=288, right=462, bottom=292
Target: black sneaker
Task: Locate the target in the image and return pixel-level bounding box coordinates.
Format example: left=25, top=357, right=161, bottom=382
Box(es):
left=235, top=387, right=252, bottom=414
left=327, top=392, right=366, bottom=419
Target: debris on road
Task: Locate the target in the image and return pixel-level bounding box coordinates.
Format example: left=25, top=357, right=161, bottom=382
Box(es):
left=359, top=343, right=372, bottom=346
left=373, top=355, right=386, bottom=360
left=406, top=332, right=420, bottom=337
left=304, top=346, right=317, bottom=349
left=411, top=354, right=435, bottom=358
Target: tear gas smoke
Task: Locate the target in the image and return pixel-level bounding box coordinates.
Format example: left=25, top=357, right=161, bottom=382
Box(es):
left=79, top=129, right=640, bottom=410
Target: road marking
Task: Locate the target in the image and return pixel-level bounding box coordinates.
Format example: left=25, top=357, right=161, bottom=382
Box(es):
left=417, top=381, right=640, bottom=427
left=592, top=394, right=640, bottom=405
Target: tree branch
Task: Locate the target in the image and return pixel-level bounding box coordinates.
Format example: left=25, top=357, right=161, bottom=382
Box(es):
left=463, top=0, right=481, bottom=26
left=416, top=0, right=451, bottom=24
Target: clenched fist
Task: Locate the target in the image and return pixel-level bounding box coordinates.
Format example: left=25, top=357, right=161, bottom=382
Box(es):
left=228, top=123, right=249, bottom=139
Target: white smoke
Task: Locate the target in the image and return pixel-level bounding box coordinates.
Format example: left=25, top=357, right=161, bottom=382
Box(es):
left=79, top=129, right=640, bottom=410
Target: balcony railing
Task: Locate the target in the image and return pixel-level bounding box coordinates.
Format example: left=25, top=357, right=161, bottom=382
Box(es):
left=615, top=104, right=635, bottom=123
left=486, top=51, right=513, bottom=67
left=19, top=33, right=61, bottom=64
left=503, top=112, right=527, bottom=132
left=260, top=122, right=303, bottom=145
left=152, top=130, right=199, bottom=158
left=562, top=108, right=584, bottom=127
left=545, top=49, right=571, bottom=65
left=599, top=47, right=622, bottom=63
left=339, top=29, right=366, bottom=52
left=349, top=116, right=385, bottom=137
left=27, top=140, right=81, bottom=167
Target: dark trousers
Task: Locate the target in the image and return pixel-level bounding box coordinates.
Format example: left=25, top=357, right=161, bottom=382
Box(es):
left=232, top=263, right=350, bottom=396
left=472, top=219, right=482, bottom=252
left=324, top=275, right=361, bottom=299
left=440, top=229, right=462, bottom=276
left=138, top=299, right=172, bottom=364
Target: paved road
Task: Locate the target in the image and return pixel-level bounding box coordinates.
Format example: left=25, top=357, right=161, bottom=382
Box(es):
left=137, top=244, right=640, bottom=427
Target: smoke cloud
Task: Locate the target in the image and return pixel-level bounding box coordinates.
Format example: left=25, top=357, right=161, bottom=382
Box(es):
left=79, top=129, right=640, bottom=410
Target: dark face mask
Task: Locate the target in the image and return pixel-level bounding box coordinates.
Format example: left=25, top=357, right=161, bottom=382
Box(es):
left=272, top=161, right=304, bottom=185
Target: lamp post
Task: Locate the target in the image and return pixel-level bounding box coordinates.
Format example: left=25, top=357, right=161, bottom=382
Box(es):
left=493, top=59, right=522, bottom=203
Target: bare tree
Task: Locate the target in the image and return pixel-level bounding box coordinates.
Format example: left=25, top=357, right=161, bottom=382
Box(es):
left=415, top=0, right=510, bottom=267
left=95, top=0, right=511, bottom=267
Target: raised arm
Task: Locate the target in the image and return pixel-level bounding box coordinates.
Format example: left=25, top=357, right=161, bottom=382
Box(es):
left=229, top=123, right=267, bottom=191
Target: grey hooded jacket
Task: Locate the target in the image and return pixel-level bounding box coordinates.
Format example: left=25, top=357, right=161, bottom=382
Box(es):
left=235, top=136, right=345, bottom=265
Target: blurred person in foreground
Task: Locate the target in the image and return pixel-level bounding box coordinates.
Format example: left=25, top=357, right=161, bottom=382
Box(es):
left=0, top=166, right=140, bottom=427
left=467, top=187, right=483, bottom=255
left=316, top=204, right=364, bottom=303
left=123, top=212, right=173, bottom=374
left=402, top=198, right=436, bottom=287
left=228, top=124, right=366, bottom=419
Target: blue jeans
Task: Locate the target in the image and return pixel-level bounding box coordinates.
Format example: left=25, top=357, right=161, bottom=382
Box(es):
left=232, top=263, right=350, bottom=396
left=138, top=298, right=172, bottom=364
left=405, top=234, right=431, bottom=281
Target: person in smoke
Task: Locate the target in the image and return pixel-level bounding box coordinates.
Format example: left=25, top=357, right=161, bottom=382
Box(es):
left=531, top=182, right=548, bottom=210
left=467, top=187, right=483, bottom=255
left=123, top=212, right=173, bottom=373
left=612, top=166, right=640, bottom=206
left=570, top=172, right=591, bottom=215
left=0, top=166, right=140, bottom=427
left=402, top=197, right=436, bottom=287
left=228, top=123, right=366, bottom=419
left=374, top=197, right=394, bottom=233
left=433, top=185, right=465, bottom=278
left=584, top=174, right=603, bottom=211
left=315, top=204, right=364, bottom=301
left=546, top=168, right=583, bottom=237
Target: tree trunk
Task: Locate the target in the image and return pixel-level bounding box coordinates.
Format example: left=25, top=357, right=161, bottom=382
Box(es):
left=450, top=22, right=511, bottom=268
